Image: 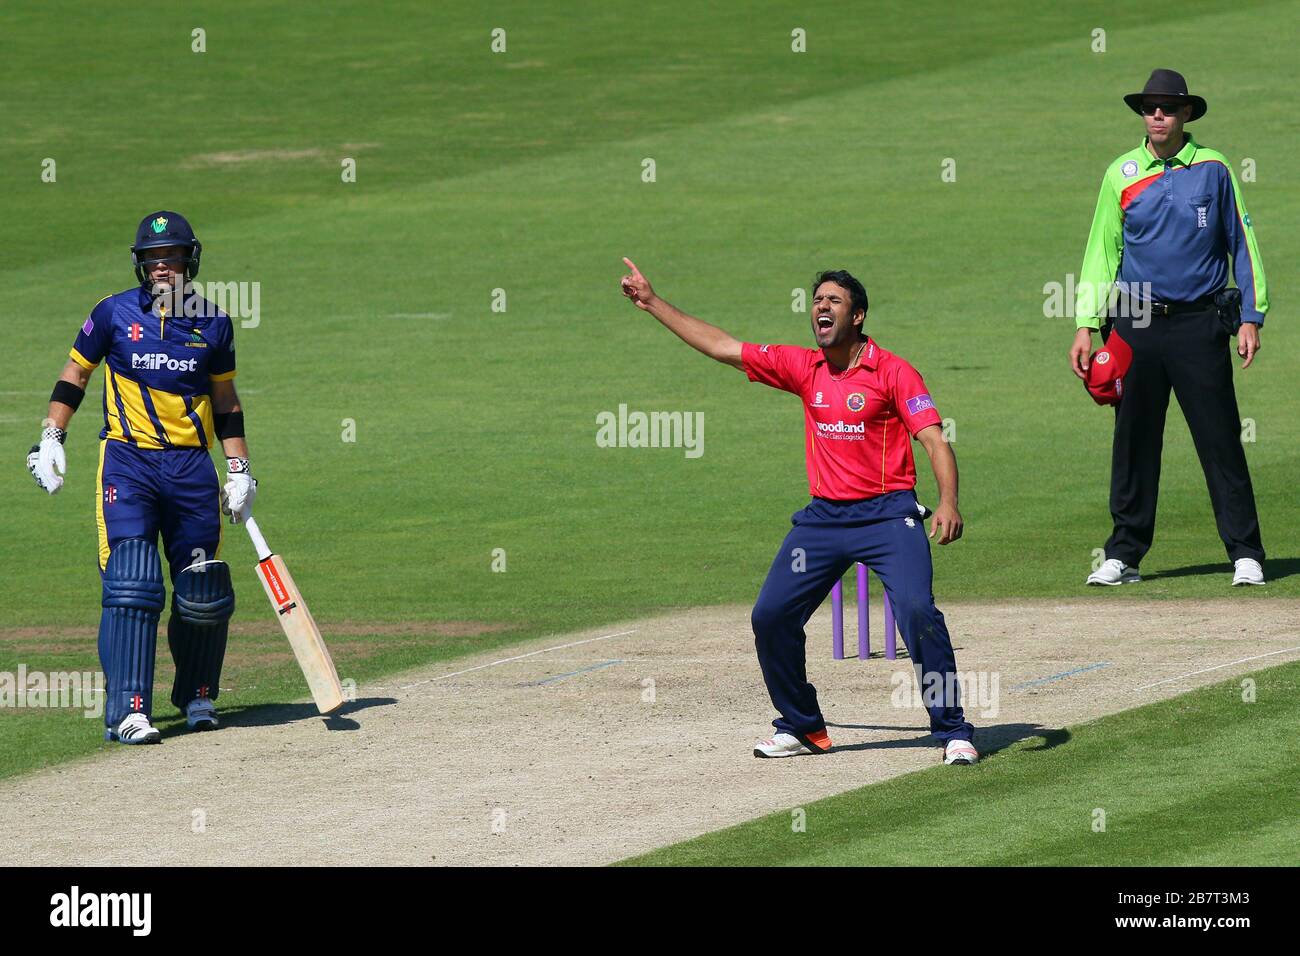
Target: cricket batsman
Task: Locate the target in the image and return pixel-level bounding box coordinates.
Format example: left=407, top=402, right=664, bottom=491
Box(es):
left=620, top=259, right=977, bottom=764
left=27, top=211, right=255, bottom=744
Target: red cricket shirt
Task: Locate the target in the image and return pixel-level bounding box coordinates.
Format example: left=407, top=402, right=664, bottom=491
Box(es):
left=741, top=338, right=942, bottom=500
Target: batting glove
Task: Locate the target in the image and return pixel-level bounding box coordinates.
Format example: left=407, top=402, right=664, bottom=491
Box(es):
left=27, top=425, right=67, bottom=495
left=221, top=457, right=257, bottom=524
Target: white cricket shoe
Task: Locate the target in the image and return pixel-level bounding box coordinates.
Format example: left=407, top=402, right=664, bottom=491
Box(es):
left=1086, top=558, right=1140, bottom=586
left=105, top=712, right=162, bottom=745
left=1232, top=559, right=1265, bottom=587
left=185, top=697, right=219, bottom=731
left=753, top=729, right=832, bottom=758
left=944, top=739, right=979, bottom=765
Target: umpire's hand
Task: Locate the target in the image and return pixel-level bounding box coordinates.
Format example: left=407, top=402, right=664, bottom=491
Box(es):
left=1238, top=323, right=1261, bottom=369
left=1069, top=328, right=1094, bottom=381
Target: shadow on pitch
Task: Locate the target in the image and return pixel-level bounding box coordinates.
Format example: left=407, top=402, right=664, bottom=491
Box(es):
left=1143, top=557, right=1300, bottom=582
left=824, top=722, right=1070, bottom=756
left=197, top=696, right=395, bottom=732
left=827, top=722, right=930, bottom=733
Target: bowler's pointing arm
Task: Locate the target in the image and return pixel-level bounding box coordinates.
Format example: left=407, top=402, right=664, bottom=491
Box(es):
left=620, top=257, right=744, bottom=370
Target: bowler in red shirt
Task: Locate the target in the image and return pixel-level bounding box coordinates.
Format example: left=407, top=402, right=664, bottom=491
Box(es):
left=620, top=260, right=977, bottom=765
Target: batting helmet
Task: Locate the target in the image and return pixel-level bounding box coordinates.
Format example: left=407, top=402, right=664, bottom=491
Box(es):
left=131, top=211, right=202, bottom=286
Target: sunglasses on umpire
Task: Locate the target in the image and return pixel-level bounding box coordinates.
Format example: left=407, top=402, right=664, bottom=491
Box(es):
left=1140, top=101, right=1188, bottom=116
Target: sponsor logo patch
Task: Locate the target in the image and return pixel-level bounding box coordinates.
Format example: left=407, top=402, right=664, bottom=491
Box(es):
left=1121, top=160, right=1139, bottom=177
left=132, top=352, right=198, bottom=372
left=905, top=394, right=935, bottom=415
left=151, top=216, right=168, bottom=233
left=82, top=317, right=94, bottom=335
left=815, top=420, right=865, bottom=436
left=1096, top=351, right=1110, bottom=365
left=846, top=392, right=866, bottom=412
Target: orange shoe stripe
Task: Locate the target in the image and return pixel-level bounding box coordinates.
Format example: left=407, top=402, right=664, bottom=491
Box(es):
left=805, top=729, right=832, bottom=751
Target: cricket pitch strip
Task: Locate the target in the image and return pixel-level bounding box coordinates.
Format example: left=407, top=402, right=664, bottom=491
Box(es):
left=0, top=598, right=1296, bottom=866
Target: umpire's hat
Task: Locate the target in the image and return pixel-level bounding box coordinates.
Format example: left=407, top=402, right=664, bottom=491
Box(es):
left=1123, top=69, right=1207, bottom=121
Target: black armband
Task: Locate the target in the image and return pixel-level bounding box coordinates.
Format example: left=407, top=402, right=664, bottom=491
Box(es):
left=50, top=379, right=85, bottom=411
left=213, top=410, right=245, bottom=440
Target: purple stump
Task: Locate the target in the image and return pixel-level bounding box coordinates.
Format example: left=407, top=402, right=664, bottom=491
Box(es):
left=884, top=591, right=896, bottom=660
left=856, top=562, right=870, bottom=660
left=831, top=579, right=844, bottom=659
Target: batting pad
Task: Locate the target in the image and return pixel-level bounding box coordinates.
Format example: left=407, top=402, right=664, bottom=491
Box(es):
left=168, top=561, right=234, bottom=708
left=99, top=537, right=166, bottom=727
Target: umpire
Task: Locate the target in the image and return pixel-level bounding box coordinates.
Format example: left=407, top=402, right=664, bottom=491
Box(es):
left=1070, top=69, right=1269, bottom=587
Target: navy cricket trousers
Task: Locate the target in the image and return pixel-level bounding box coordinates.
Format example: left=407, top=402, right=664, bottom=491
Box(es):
left=750, top=491, right=974, bottom=743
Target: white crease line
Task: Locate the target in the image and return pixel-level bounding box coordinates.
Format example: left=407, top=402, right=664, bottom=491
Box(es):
left=1133, top=646, right=1300, bottom=691
left=395, top=629, right=639, bottom=690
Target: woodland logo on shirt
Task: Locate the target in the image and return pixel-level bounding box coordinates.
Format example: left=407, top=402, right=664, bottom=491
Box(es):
left=814, top=420, right=865, bottom=438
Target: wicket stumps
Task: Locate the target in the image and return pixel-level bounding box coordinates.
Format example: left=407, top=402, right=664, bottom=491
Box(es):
left=831, top=562, right=895, bottom=660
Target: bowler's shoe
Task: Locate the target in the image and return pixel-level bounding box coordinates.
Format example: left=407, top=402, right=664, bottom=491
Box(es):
left=753, top=729, right=832, bottom=758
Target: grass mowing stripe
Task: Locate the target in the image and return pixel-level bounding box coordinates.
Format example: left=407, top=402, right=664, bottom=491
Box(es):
left=618, top=660, right=1300, bottom=866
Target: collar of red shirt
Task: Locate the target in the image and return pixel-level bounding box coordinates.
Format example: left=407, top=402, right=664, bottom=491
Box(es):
left=815, top=337, right=879, bottom=372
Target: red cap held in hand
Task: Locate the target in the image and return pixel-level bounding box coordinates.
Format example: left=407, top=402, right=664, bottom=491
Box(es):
left=1085, top=331, right=1133, bottom=406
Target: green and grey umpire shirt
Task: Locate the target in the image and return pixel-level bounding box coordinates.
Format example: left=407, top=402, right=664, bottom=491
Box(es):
left=1075, top=135, right=1269, bottom=329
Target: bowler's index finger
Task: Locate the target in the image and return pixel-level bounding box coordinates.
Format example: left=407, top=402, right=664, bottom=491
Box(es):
left=622, top=256, right=641, bottom=276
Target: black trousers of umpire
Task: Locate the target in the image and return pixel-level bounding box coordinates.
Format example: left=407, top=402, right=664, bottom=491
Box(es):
left=1104, top=303, right=1264, bottom=567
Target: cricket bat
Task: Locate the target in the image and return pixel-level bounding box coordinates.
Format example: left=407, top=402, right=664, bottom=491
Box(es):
left=245, top=516, right=346, bottom=714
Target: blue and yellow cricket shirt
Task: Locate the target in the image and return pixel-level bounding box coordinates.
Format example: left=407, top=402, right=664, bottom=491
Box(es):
left=69, top=287, right=236, bottom=450
left=1075, top=135, right=1269, bottom=328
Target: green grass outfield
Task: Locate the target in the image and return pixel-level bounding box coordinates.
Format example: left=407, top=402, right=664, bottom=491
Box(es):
left=620, top=659, right=1300, bottom=866
left=2, top=1, right=1297, bottom=787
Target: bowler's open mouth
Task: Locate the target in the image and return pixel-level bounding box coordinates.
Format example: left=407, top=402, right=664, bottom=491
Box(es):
left=816, top=315, right=833, bottom=329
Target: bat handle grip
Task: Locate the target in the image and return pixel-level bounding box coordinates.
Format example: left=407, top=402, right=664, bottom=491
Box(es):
left=244, top=516, right=274, bottom=562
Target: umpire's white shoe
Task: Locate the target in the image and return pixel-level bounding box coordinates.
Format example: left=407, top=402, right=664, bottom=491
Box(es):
left=185, top=697, right=219, bottom=731
left=753, top=729, right=832, bottom=758
left=1086, top=558, right=1140, bottom=586
left=1232, top=559, right=1265, bottom=587
left=105, top=713, right=162, bottom=745
left=944, top=739, right=979, bottom=765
